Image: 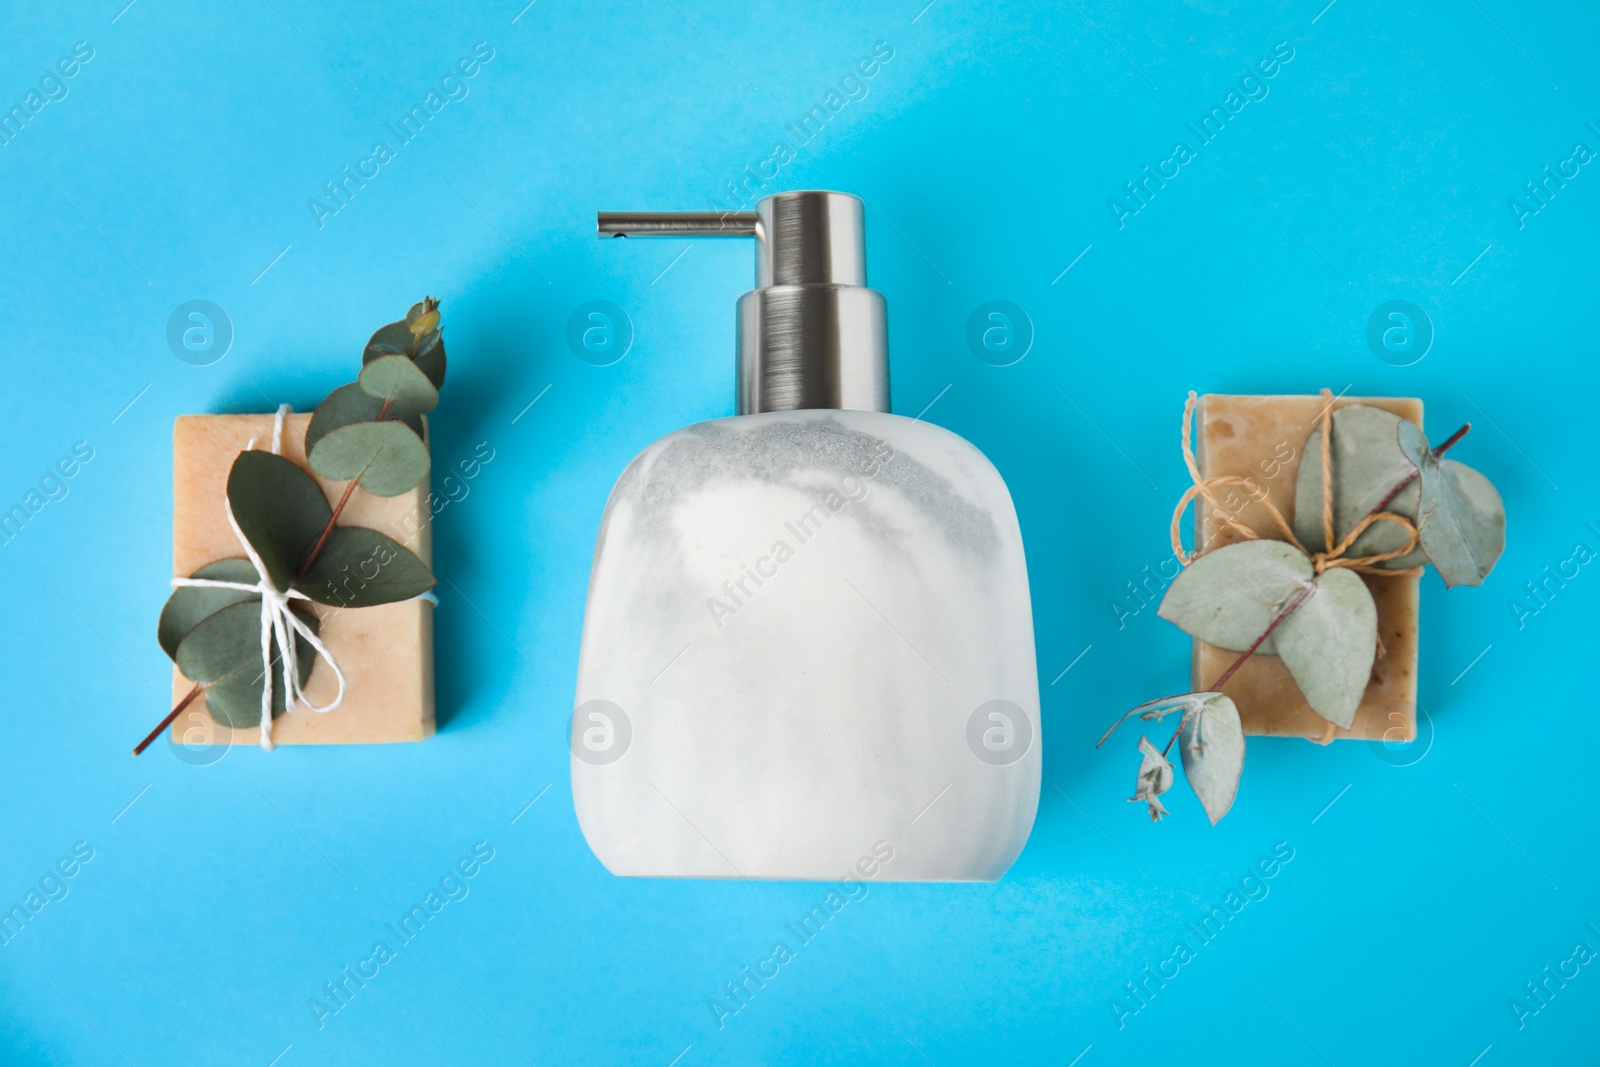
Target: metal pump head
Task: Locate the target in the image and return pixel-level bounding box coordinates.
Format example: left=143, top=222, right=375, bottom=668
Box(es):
left=598, top=190, right=890, bottom=416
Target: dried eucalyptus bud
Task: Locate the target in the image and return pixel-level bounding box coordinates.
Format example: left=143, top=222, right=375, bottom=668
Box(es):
left=407, top=296, right=441, bottom=337
left=1130, top=736, right=1174, bottom=822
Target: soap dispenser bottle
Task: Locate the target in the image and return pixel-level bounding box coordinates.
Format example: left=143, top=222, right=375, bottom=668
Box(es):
left=573, top=191, right=1038, bottom=881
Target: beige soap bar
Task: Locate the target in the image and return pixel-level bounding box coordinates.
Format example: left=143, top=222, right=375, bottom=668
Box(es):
left=170, top=414, right=434, bottom=745
left=1192, top=394, right=1420, bottom=742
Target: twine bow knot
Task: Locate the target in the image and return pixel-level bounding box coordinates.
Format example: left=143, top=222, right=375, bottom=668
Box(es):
left=169, top=405, right=347, bottom=750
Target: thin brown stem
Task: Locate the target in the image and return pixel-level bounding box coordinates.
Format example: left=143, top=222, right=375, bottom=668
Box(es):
left=1432, top=422, right=1470, bottom=458
left=1169, top=583, right=1316, bottom=757
left=1162, top=709, right=1196, bottom=758
left=133, top=683, right=203, bottom=756
left=1370, top=422, right=1469, bottom=514
left=1097, top=692, right=1198, bottom=748
left=1145, top=587, right=1345, bottom=755
left=1209, top=581, right=1316, bottom=692
left=294, top=397, right=396, bottom=580
left=1371, top=472, right=1416, bottom=516
left=297, top=477, right=361, bottom=578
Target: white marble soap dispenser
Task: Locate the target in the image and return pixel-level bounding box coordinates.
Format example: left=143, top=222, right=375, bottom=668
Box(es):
left=572, top=191, right=1039, bottom=881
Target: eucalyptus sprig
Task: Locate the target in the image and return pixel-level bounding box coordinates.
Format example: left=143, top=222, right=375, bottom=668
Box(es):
left=1102, top=403, right=1505, bottom=824
left=134, top=299, right=446, bottom=755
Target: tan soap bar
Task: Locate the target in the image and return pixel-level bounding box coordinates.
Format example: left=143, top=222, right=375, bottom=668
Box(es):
left=1192, top=394, right=1420, bottom=742
left=170, top=414, right=434, bottom=745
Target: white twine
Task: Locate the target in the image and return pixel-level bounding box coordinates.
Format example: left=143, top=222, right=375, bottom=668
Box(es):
left=171, top=405, right=347, bottom=750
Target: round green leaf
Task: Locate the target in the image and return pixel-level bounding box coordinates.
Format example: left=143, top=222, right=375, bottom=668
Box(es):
left=358, top=354, right=439, bottom=414
left=174, top=599, right=261, bottom=689
left=307, top=420, right=430, bottom=497
left=306, top=382, right=425, bottom=457
left=363, top=320, right=411, bottom=361
left=174, top=600, right=319, bottom=728
left=1294, top=404, right=1424, bottom=569
left=158, top=558, right=260, bottom=659
left=1274, top=567, right=1378, bottom=731
left=294, top=526, right=436, bottom=607
left=228, top=451, right=333, bottom=592
left=1178, top=693, right=1244, bottom=825
left=365, top=320, right=445, bottom=389
left=1427, top=460, right=1507, bottom=587
left=412, top=333, right=446, bottom=390
left=1158, top=540, right=1313, bottom=654
left=1399, top=421, right=1507, bottom=588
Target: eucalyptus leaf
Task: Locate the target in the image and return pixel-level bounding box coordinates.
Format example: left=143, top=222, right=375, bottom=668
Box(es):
left=294, top=526, right=436, bottom=607
left=1158, top=540, right=1313, bottom=654
left=174, top=600, right=318, bottom=728
left=412, top=334, right=446, bottom=390
left=306, top=383, right=425, bottom=457
left=363, top=320, right=411, bottom=361
left=1273, top=567, right=1377, bottom=731
left=1398, top=422, right=1506, bottom=587
left=157, top=558, right=260, bottom=659
left=1294, top=404, right=1425, bottom=569
left=1129, top=736, right=1174, bottom=822
left=365, top=320, right=445, bottom=389
left=1177, top=693, right=1244, bottom=825
left=1427, top=462, right=1506, bottom=585
left=307, top=420, right=431, bottom=497
left=358, top=353, right=439, bottom=414
left=227, top=451, right=332, bottom=592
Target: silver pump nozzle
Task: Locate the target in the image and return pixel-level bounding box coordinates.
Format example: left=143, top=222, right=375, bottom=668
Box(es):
left=597, top=190, right=889, bottom=416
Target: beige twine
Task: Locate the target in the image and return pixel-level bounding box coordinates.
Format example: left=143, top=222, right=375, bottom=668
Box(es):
left=1169, top=388, right=1423, bottom=577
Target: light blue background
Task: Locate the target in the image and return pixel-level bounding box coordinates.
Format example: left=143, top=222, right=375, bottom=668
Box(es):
left=2, top=1, right=1596, bottom=1064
